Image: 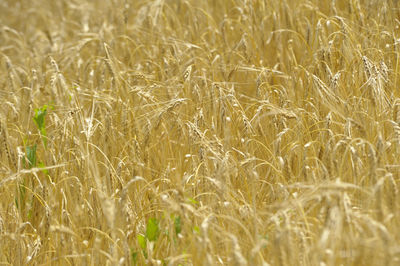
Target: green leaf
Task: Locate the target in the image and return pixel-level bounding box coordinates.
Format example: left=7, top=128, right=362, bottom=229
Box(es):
left=193, top=226, right=200, bottom=234
left=137, top=234, right=146, bottom=250
left=25, top=144, right=37, bottom=168
left=131, top=249, right=138, bottom=266
left=186, top=197, right=198, bottom=205
left=38, top=161, right=49, bottom=175
left=33, top=105, right=50, bottom=148
left=146, top=218, right=160, bottom=242
left=174, top=216, right=182, bottom=236
left=33, top=106, right=48, bottom=131
left=137, top=234, right=148, bottom=259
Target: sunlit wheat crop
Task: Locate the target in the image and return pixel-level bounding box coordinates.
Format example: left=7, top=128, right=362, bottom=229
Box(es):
left=1, top=0, right=400, bottom=265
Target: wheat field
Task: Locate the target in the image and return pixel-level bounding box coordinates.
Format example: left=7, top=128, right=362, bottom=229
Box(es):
left=1, top=0, right=400, bottom=265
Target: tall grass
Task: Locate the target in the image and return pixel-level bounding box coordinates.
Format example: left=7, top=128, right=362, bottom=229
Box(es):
left=1, top=0, right=400, bottom=265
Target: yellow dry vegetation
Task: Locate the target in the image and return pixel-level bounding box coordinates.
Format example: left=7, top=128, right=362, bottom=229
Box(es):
left=1, top=0, right=400, bottom=265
